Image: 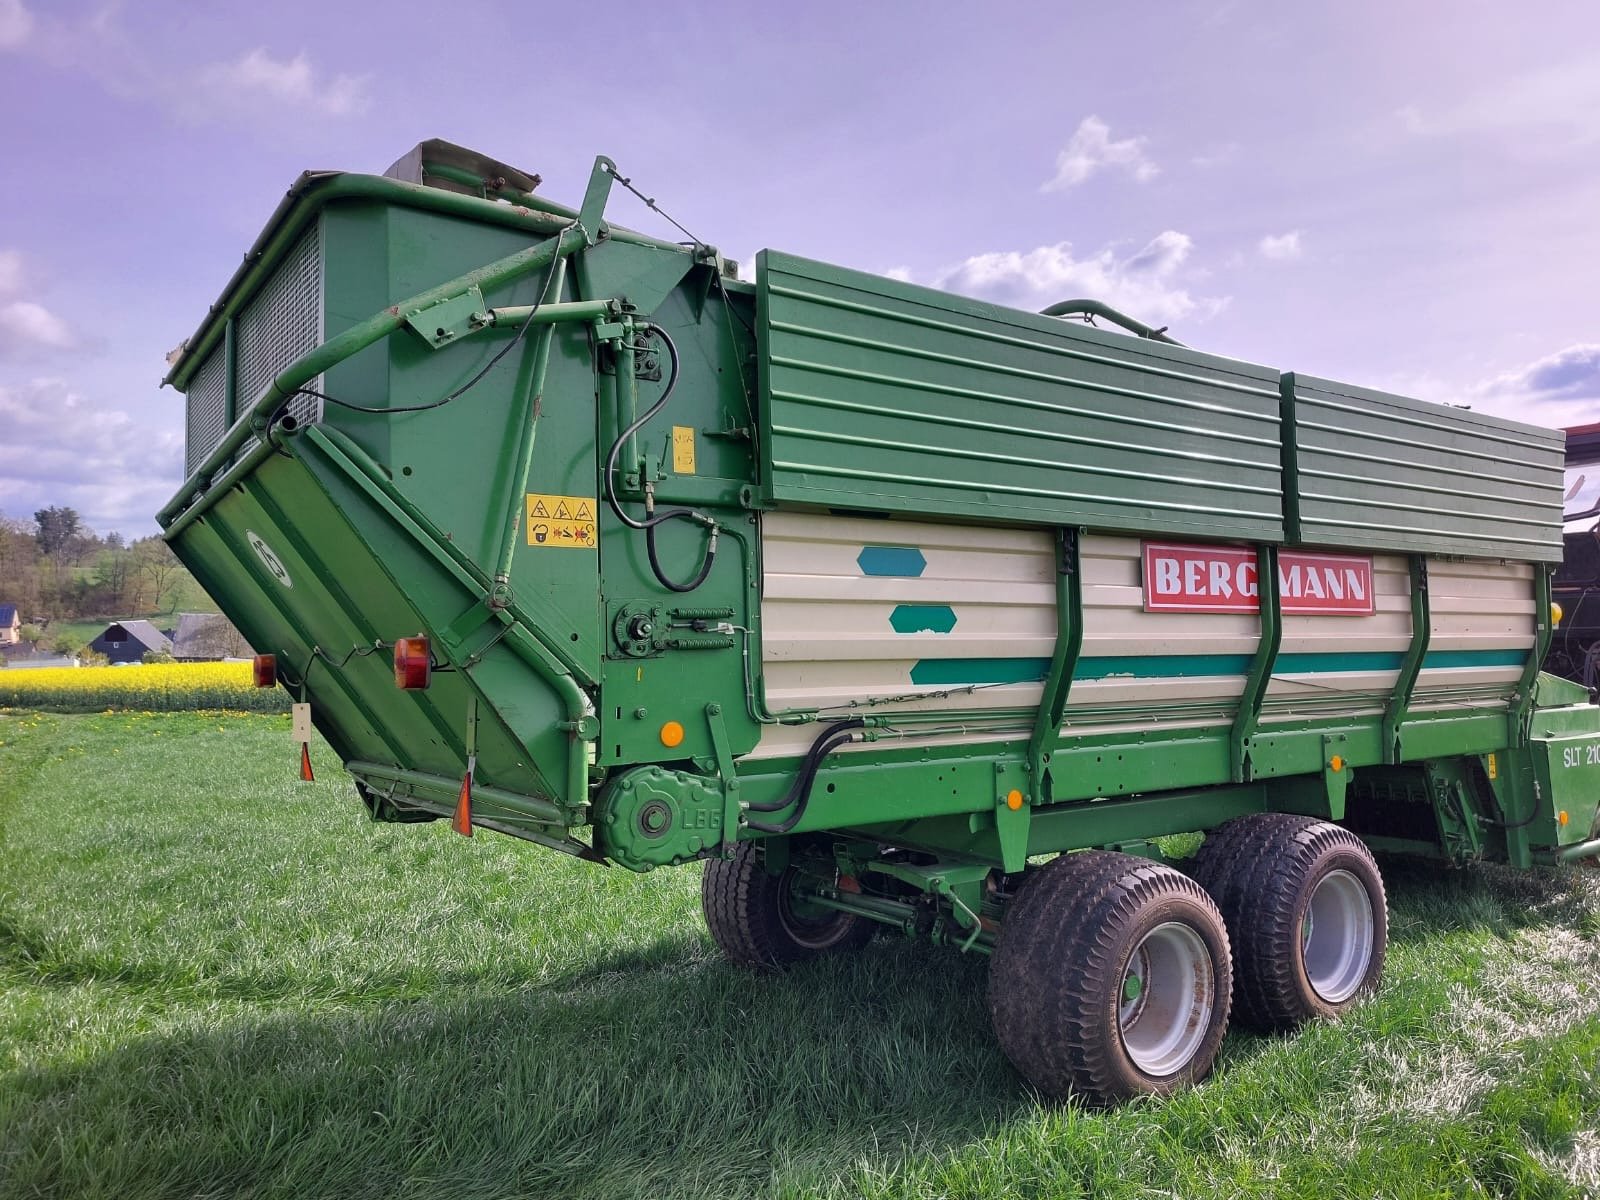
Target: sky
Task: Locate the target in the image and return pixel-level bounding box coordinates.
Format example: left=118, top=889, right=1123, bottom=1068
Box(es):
left=1, top=0, right=1597, bottom=538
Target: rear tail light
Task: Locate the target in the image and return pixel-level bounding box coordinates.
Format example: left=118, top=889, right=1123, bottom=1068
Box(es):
left=394, top=637, right=432, bottom=690
left=252, top=654, right=277, bottom=688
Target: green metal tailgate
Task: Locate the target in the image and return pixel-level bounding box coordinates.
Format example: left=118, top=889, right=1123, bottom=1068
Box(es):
left=1282, top=372, right=1566, bottom=561
left=756, top=252, right=1285, bottom=542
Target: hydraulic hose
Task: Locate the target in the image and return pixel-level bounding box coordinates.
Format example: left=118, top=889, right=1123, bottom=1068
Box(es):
left=744, top=719, right=864, bottom=834
left=602, top=325, right=718, bottom=592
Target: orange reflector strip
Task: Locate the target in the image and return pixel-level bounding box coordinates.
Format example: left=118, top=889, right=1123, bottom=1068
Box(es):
left=299, top=742, right=314, bottom=782
left=453, top=758, right=474, bottom=837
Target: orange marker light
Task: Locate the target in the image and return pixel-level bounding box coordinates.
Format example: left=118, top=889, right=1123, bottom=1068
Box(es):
left=659, top=720, right=685, bottom=748
left=1559, top=810, right=1570, bottom=827
left=1006, top=788, right=1024, bottom=811
left=1330, top=755, right=1344, bottom=773
left=394, top=637, right=432, bottom=690
left=253, top=654, right=277, bottom=688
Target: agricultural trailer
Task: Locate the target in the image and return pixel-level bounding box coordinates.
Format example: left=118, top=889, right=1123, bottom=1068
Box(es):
left=158, top=141, right=1600, bottom=1105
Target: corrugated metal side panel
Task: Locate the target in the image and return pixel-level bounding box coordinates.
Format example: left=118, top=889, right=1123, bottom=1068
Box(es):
left=184, top=348, right=227, bottom=478
left=237, top=222, right=324, bottom=427
left=752, top=515, right=1541, bottom=758
left=757, top=252, right=1285, bottom=542
left=1283, top=372, right=1565, bottom=561
left=753, top=517, right=1255, bottom=760
left=1410, top=558, right=1533, bottom=713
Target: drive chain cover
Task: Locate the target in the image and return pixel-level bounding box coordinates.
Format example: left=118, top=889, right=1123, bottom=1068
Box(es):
left=594, top=766, right=723, bottom=872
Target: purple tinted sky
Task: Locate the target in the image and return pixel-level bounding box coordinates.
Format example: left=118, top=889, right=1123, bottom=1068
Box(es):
left=2, top=0, right=1597, bottom=536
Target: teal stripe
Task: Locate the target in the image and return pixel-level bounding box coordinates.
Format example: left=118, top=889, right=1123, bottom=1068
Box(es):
left=907, top=648, right=1530, bottom=688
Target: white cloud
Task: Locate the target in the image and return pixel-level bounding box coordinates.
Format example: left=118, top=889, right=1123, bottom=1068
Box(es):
left=0, top=378, right=183, bottom=535
left=0, top=301, right=73, bottom=354
left=0, top=250, right=73, bottom=357
left=0, top=0, right=33, bottom=49
left=195, top=47, right=370, bottom=118
left=929, top=230, right=1224, bottom=329
left=1042, top=116, right=1159, bottom=191
left=1258, top=230, right=1304, bottom=261
left=882, top=266, right=914, bottom=283
left=1397, top=56, right=1600, bottom=149
left=1473, top=344, right=1600, bottom=425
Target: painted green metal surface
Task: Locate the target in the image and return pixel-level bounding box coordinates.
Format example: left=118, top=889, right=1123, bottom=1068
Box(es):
left=1281, top=372, right=1566, bottom=561
left=756, top=251, right=1285, bottom=541
left=160, top=143, right=1599, bottom=894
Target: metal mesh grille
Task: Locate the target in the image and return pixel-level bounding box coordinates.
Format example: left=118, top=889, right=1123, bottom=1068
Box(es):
left=237, top=223, right=324, bottom=427
left=181, top=221, right=323, bottom=478
left=184, top=347, right=227, bottom=477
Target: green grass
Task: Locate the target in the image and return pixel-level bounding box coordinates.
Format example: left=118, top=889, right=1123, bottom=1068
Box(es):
left=2, top=711, right=1598, bottom=1199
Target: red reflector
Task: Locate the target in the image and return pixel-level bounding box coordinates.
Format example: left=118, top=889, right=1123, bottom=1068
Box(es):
left=252, top=654, right=277, bottom=688
left=299, top=742, right=315, bottom=782
left=394, top=637, right=432, bottom=690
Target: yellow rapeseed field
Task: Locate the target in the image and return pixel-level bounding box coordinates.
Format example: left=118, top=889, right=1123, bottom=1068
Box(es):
left=0, top=661, right=287, bottom=713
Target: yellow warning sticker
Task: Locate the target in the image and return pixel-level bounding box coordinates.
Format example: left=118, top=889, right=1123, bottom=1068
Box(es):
left=526, top=493, right=597, bottom=549
left=672, top=425, right=697, bottom=475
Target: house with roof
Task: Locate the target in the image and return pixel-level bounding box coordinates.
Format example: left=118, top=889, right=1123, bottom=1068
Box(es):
left=89, top=620, right=174, bottom=664
left=0, top=604, right=20, bottom=645
left=173, top=612, right=252, bottom=660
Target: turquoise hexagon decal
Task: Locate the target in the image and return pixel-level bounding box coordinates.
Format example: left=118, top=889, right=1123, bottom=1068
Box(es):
left=889, top=604, right=957, bottom=634
left=857, top=546, right=927, bottom=577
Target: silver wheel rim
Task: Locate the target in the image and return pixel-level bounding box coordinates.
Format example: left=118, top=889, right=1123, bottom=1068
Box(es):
left=1301, top=868, right=1374, bottom=1003
left=1117, top=921, right=1215, bottom=1077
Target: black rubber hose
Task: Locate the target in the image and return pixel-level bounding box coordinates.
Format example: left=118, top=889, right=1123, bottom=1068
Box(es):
left=744, top=720, right=864, bottom=834
left=601, top=325, right=719, bottom=592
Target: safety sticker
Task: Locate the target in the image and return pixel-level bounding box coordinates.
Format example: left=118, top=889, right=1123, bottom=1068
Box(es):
left=526, top=493, right=597, bottom=549
left=672, top=425, right=697, bottom=475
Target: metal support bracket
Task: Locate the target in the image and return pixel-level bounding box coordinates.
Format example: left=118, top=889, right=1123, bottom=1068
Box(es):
left=1509, top=566, right=1554, bottom=747
left=1321, top=732, right=1350, bottom=819
left=578, top=157, right=617, bottom=246
left=403, top=285, right=488, bottom=349
left=704, top=703, right=741, bottom=859
left=1383, top=556, right=1430, bottom=763
left=1232, top=543, right=1282, bottom=782
left=1025, top=527, right=1084, bottom=802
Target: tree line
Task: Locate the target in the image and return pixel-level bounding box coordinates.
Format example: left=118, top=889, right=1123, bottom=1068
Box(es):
left=0, top=506, right=189, bottom=627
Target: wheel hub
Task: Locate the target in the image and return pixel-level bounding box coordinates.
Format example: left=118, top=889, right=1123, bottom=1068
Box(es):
left=1117, top=921, right=1215, bottom=1078
left=1301, top=868, right=1374, bottom=1002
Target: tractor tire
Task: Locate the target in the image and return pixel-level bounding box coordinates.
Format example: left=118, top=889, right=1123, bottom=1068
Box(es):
left=701, top=842, right=873, bottom=969
left=1191, top=813, right=1387, bottom=1032
left=988, top=851, right=1232, bottom=1104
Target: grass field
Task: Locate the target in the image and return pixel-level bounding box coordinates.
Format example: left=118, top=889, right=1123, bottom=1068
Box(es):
left=2, top=711, right=1598, bottom=1199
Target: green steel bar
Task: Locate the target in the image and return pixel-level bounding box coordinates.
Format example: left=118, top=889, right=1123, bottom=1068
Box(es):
left=1039, top=298, right=1185, bottom=345
left=1383, top=557, right=1431, bottom=763
left=1557, top=836, right=1600, bottom=864
left=222, top=317, right=237, bottom=427
left=422, top=160, right=586, bottom=222
left=160, top=224, right=588, bottom=530
left=1027, top=527, right=1083, bottom=802
left=618, top=319, right=640, bottom=486
left=490, top=257, right=567, bottom=608
left=346, top=760, right=565, bottom=825
left=486, top=299, right=614, bottom=326
left=163, top=434, right=279, bottom=540
left=166, top=170, right=689, bottom=392
left=1231, top=543, right=1282, bottom=782
left=1511, top=566, right=1555, bottom=746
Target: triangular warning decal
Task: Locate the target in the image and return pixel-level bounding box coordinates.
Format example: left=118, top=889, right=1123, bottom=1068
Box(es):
left=531, top=500, right=550, bottom=517
left=575, top=501, right=592, bottom=519
left=554, top=501, right=572, bottom=519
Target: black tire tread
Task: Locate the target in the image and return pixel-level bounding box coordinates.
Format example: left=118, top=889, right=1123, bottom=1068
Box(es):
left=988, top=851, right=1232, bottom=1104
left=702, top=843, right=871, bottom=969
left=1190, top=813, right=1387, bottom=1031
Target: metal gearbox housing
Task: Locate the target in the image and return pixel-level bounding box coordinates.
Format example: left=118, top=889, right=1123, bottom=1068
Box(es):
left=594, top=766, right=724, bottom=871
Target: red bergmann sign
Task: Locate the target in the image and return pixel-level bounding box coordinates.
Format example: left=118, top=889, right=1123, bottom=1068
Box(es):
left=1142, top=542, right=1375, bottom=616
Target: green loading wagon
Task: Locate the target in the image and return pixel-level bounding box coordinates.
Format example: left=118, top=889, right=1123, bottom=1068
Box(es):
left=159, top=141, right=1600, bottom=1104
